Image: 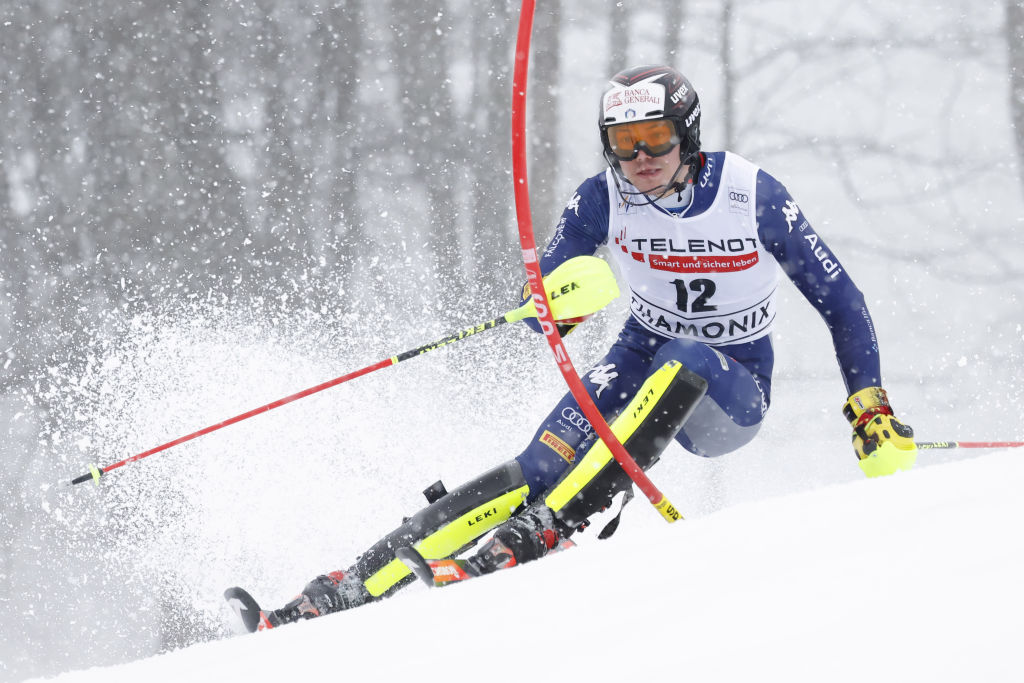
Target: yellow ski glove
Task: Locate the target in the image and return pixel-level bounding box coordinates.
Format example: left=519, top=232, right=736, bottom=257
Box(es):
left=842, top=387, right=917, bottom=478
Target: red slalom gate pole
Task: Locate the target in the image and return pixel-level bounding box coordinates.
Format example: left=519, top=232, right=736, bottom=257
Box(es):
left=511, top=0, right=680, bottom=522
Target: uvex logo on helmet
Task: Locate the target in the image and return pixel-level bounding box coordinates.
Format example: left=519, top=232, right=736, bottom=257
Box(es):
left=669, top=83, right=689, bottom=104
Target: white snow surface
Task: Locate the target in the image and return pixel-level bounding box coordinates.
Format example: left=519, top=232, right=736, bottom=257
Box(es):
left=37, top=449, right=1023, bottom=683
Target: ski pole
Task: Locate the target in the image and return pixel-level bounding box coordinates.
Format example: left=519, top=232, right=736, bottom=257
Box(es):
left=69, top=255, right=619, bottom=486
left=511, top=0, right=681, bottom=524
left=916, top=441, right=1024, bottom=450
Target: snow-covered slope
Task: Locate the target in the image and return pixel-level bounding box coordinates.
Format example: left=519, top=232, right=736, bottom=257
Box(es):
left=38, top=450, right=1023, bottom=683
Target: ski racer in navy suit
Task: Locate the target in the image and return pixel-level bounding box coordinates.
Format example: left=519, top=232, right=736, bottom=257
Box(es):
left=233, top=65, right=917, bottom=631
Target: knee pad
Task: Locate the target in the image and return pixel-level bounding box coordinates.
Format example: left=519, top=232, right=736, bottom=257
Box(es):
left=652, top=338, right=721, bottom=380
left=544, top=359, right=707, bottom=529
left=355, top=460, right=530, bottom=598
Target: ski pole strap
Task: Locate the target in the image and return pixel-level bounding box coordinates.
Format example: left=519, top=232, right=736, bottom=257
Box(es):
left=597, top=488, right=635, bottom=540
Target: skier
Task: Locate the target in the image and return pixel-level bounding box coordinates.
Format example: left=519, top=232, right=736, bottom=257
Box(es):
left=230, top=65, right=917, bottom=631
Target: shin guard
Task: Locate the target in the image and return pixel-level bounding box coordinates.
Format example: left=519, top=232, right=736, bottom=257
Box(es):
left=354, top=460, right=530, bottom=598
left=545, top=359, right=707, bottom=529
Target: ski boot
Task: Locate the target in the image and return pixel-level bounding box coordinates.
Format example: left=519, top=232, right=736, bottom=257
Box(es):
left=397, top=504, right=575, bottom=587
left=467, top=504, right=573, bottom=575
left=226, top=570, right=370, bottom=633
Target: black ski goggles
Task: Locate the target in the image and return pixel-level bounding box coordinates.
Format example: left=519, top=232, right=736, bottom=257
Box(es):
left=605, top=119, right=681, bottom=161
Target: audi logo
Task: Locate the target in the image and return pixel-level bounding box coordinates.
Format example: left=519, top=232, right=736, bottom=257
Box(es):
left=729, top=191, right=748, bottom=203
left=561, top=407, right=593, bottom=433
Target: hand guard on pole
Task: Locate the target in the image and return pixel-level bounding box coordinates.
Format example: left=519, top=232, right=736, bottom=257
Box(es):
left=843, top=386, right=917, bottom=478
left=520, top=282, right=590, bottom=337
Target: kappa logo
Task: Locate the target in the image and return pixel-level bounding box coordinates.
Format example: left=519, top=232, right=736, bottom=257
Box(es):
left=782, top=200, right=800, bottom=233
left=566, top=192, right=581, bottom=217
left=588, top=364, right=619, bottom=398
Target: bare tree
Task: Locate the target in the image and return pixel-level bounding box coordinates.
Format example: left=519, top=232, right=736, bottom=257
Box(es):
left=529, top=1, right=562, bottom=240
left=0, top=3, right=102, bottom=386
left=719, top=0, right=736, bottom=150
left=316, top=0, right=368, bottom=300
left=1009, top=0, right=1024, bottom=199
left=175, top=1, right=248, bottom=284
left=468, top=1, right=517, bottom=307
left=662, top=0, right=686, bottom=63
left=608, top=1, right=629, bottom=74
left=0, top=5, right=24, bottom=392
left=251, top=2, right=310, bottom=278
left=389, top=1, right=462, bottom=295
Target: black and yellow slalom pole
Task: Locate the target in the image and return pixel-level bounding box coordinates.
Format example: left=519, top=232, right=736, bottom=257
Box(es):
left=69, top=255, right=619, bottom=486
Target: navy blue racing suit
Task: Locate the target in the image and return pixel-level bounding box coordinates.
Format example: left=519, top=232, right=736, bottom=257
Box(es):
left=515, top=152, right=881, bottom=500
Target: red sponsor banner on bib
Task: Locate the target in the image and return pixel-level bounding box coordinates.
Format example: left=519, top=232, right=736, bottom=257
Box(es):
left=647, top=252, right=759, bottom=273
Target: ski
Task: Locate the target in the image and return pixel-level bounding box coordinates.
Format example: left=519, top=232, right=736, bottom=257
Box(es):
left=224, top=586, right=275, bottom=633
left=396, top=538, right=577, bottom=589
left=226, top=539, right=580, bottom=634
